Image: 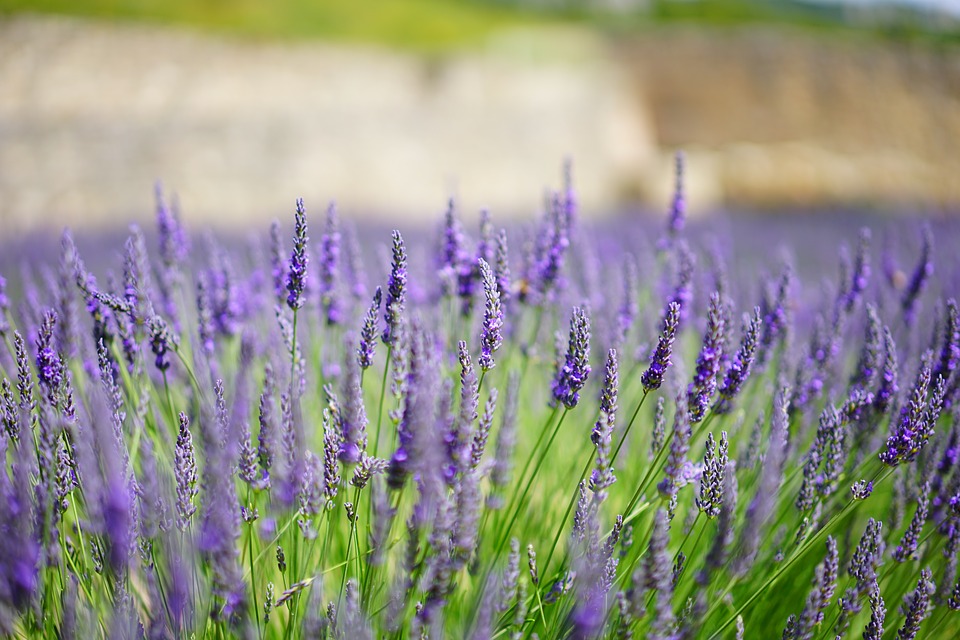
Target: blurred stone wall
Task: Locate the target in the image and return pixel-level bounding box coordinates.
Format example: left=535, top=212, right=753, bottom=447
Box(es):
left=624, top=28, right=960, bottom=209
left=0, top=16, right=654, bottom=233
left=2, top=15, right=959, bottom=236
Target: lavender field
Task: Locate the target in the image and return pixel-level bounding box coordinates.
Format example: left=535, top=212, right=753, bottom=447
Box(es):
left=1, top=157, right=959, bottom=639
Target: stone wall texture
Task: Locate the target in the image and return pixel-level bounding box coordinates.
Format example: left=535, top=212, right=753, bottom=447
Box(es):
left=1, top=15, right=959, bottom=234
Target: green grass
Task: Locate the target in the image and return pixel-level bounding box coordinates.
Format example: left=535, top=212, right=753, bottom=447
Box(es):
left=3, top=0, right=959, bottom=51
left=0, top=0, right=555, bottom=52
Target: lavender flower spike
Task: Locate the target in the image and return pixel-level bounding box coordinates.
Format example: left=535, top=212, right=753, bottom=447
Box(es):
left=901, top=224, right=933, bottom=326
left=551, top=306, right=591, bottom=409
left=879, top=355, right=932, bottom=466
left=286, top=198, right=309, bottom=311
left=591, top=348, right=619, bottom=446
left=478, top=258, right=503, bottom=371
left=339, top=354, right=368, bottom=464
left=892, top=481, right=929, bottom=562
left=642, top=301, right=681, bottom=392
left=862, top=582, right=885, bottom=640
left=35, top=310, right=63, bottom=400
left=319, top=202, right=342, bottom=326
left=895, top=568, right=933, bottom=640
left=874, top=326, right=899, bottom=415
left=382, top=230, right=407, bottom=347
left=357, top=287, right=382, bottom=370
left=668, top=150, right=686, bottom=238
left=175, top=412, right=199, bottom=531
left=715, top=306, right=761, bottom=414
left=688, top=292, right=726, bottom=423
left=147, top=315, right=175, bottom=372
left=697, top=431, right=728, bottom=518
left=657, top=392, right=691, bottom=504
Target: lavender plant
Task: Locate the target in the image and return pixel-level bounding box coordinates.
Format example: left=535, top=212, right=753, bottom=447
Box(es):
left=0, top=162, right=958, bottom=640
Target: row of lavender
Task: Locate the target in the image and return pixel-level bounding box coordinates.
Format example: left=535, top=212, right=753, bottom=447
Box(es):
left=0, top=157, right=958, bottom=638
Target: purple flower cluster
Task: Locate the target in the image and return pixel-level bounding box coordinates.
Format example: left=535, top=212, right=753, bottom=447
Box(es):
left=551, top=306, right=591, bottom=409
left=642, top=301, right=681, bottom=392
left=286, top=198, right=309, bottom=311
left=0, top=160, right=959, bottom=640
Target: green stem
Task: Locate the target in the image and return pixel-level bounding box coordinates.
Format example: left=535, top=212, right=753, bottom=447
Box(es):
left=705, top=466, right=893, bottom=639
left=609, top=390, right=650, bottom=465
left=247, top=490, right=262, bottom=640
left=373, top=346, right=392, bottom=459
left=540, top=450, right=594, bottom=578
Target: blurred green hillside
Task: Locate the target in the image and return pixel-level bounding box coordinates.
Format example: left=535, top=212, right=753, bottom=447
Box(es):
left=2, top=0, right=958, bottom=50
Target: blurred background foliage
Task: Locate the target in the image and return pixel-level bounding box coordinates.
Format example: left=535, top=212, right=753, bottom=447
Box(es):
left=2, top=0, right=958, bottom=51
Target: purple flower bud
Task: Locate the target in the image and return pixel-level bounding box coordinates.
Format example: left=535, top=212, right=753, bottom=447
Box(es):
left=155, top=183, right=188, bottom=327
left=122, top=225, right=154, bottom=320
left=892, top=481, right=930, bottom=562
left=478, top=258, right=503, bottom=371
left=447, top=341, right=479, bottom=480
left=592, top=348, right=619, bottom=446
left=470, top=388, right=498, bottom=470
left=669, top=242, right=695, bottom=326
left=495, top=229, right=511, bottom=310
left=895, top=568, right=933, bottom=640
left=851, top=480, right=874, bottom=500
left=323, top=413, right=342, bottom=505
left=1, top=380, right=17, bottom=442
left=880, top=354, right=934, bottom=466
left=14, top=332, right=35, bottom=414
left=758, top=266, right=791, bottom=366
left=589, top=409, right=616, bottom=503
left=438, top=198, right=467, bottom=300
left=618, top=254, right=639, bottom=343
left=351, top=454, right=388, bottom=490
left=195, top=274, right=216, bottom=359
left=342, top=223, right=367, bottom=302
left=642, top=301, right=681, bottom=392
left=668, top=150, right=686, bottom=238
left=697, top=431, right=728, bottom=518
left=147, top=315, right=175, bottom=372
left=715, top=307, right=761, bottom=414
left=874, top=326, right=899, bottom=415
left=35, top=310, right=63, bottom=402
left=658, top=392, right=691, bottom=503
left=286, top=198, right=309, bottom=311
left=527, top=194, right=570, bottom=305
left=901, top=225, right=933, bottom=327
left=688, top=292, right=726, bottom=423
left=175, top=412, right=198, bottom=531
left=382, top=230, right=407, bottom=347
left=298, top=451, right=325, bottom=523
left=488, top=372, right=519, bottom=508
left=792, top=536, right=839, bottom=638
left=256, top=367, right=277, bottom=488
left=949, top=575, right=960, bottom=610
left=844, top=227, right=871, bottom=312
left=551, top=306, right=591, bottom=409
left=862, top=582, right=885, bottom=640
left=839, top=519, right=884, bottom=619
left=935, top=298, right=960, bottom=385
left=357, top=287, right=381, bottom=370
left=650, top=397, right=666, bottom=460
left=339, top=352, right=368, bottom=464
left=55, top=230, right=79, bottom=361
left=319, top=202, right=342, bottom=326
left=638, top=509, right=674, bottom=636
